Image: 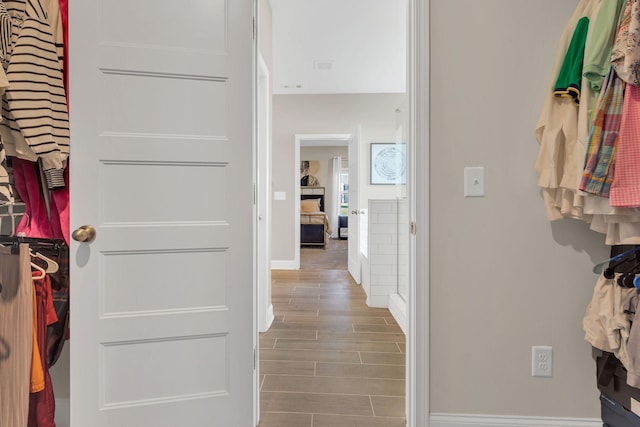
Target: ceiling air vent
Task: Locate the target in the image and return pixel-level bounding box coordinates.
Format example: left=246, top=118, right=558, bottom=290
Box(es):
left=314, top=60, right=334, bottom=71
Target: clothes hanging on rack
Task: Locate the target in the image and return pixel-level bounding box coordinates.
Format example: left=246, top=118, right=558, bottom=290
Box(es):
left=37, top=239, right=69, bottom=367
left=610, top=84, right=640, bottom=206
left=0, top=237, right=67, bottom=427
left=554, top=17, right=590, bottom=105
left=575, top=0, right=628, bottom=226
left=582, top=245, right=640, bottom=426
left=537, top=0, right=640, bottom=244
left=0, top=243, right=34, bottom=427
left=28, top=273, right=57, bottom=427
left=611, top=0, right=640, bottom=87
left=0, top=0, right=71, bottom=245
left=583, top=273, right=637, bottom=370
left=536, top=0, right=602, bottom=221
left=0, top=0, right=69, bottom=190
left=0, top=0, right=71, bottom=424
left=55, top=0, right=67, bottom=98
left=11, top=158, right=67, bottom=243
left=583, top=0, right=625, bottom=92
left=542, top=3, right=640, bottom=422
left=579, top=66, right=625, bottom=197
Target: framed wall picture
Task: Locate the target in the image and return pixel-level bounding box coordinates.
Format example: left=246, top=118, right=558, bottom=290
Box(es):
left=370, top=143, right=406, bottom=185
left=300, top=160, right=321, bottom=186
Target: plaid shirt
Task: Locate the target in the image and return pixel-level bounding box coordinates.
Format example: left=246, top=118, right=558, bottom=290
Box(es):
left=580, top=67, right=626, bottom=196
left=610, top=83, right=640, bottom=207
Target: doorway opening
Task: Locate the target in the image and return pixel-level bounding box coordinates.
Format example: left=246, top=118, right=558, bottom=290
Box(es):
left=295, top=134, right=351, bottom=271
left=255, top=1, right=415, bottom=425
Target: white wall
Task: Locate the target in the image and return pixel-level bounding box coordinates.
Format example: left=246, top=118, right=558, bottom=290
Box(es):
left=431, top=0, right=607, bottom=419
left=368, top=199, right=399, bottom=307
left=272, top=93, right=405, bottom=263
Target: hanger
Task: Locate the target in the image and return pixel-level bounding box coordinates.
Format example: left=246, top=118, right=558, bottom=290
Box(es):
left=603, top=256, right=636, bottom=279
left=30, top=261, right=45, bottom=280
left=30, top=249, right=58, bottom=273
left=606, top=251, right=640, bottom=288
left=592, top=246, right=640, bottom=275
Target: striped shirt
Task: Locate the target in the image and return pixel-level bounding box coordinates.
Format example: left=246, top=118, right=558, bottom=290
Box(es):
left=0, top=0, right=69, bottom=189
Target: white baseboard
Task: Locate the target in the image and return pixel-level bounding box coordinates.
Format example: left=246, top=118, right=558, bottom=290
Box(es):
left=367, top=294, right=389, bottom=308
left=260, top=303, right=274, bottom=332
left=258, top=304, right=275, bottom=333
left=55, top=398, right=70, bottom=427
left=430, top=413, right=601, bottom=427
left=271, top=260, right=298, bottom=270
left=388, top=293, right=407, bottom=335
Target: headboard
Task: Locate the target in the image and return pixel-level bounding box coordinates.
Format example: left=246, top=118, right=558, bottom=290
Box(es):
left=301, top=186, right=325, bottom=212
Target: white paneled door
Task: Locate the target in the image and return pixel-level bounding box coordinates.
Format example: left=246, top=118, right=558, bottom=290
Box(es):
left=68, top=1, right=255, bottom=426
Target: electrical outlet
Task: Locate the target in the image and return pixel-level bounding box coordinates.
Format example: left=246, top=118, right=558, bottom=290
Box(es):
left=532, top=346, right=553, bottom=377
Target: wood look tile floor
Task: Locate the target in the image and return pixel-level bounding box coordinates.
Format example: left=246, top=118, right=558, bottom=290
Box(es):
left=258, top=268, right=406, bottom=427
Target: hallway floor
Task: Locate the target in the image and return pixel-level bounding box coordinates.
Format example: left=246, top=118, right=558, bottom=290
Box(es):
left=300, top=238, right=347, bottom=270
left=258, top=269, right=406, bottom=427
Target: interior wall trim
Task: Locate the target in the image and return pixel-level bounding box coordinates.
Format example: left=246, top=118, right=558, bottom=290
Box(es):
left=388, top=292, right=407, bottom=335
left=270, top=260, right=298, bottom=270
left=263, top=303, right=275, bottom=332
left=430, top=413, right=601, bottom=427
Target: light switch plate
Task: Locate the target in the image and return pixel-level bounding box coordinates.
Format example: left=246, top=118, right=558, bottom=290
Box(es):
left=274, top=191, right=286, bottom=201
left=464, top=167, right=485, bottom=197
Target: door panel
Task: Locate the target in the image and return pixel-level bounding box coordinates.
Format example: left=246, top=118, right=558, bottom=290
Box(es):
left=100, top=74, right=229, bottom=135
left=69, top=0, right=255, bottom=425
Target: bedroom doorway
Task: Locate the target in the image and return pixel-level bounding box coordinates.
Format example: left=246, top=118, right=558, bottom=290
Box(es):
left=294, top=134, right=352, bottom=271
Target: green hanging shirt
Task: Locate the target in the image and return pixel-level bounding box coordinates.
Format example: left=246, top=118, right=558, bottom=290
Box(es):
left=554, top=16, right=590, bottom=105
left=584, top=0, right=626, bottom=91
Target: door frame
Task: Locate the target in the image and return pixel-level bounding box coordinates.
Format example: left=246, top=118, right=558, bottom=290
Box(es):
left=407, top=0, right=429, bottom=424
left=257, top=53, right=274, bottom=333
left=254, top=0, right=430, bottom=425
left=294, top=133, right=351, bottom=269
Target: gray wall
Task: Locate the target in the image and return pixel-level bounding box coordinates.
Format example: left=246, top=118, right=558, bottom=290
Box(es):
left=299, top=146, right=348, bottom=188
left=272, top=93, right=405, bottom=262
left=430, top=0, right=607, bottom=418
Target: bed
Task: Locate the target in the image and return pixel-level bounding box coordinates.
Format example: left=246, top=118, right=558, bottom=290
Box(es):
left=300, top=186, right=331, bottom=248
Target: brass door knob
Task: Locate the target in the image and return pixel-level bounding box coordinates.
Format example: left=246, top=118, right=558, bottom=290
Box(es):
left=72, top=225, right=96, bottom=242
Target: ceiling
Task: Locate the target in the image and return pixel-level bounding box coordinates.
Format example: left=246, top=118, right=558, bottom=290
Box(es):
left=269, top=0, right=407, bottom=95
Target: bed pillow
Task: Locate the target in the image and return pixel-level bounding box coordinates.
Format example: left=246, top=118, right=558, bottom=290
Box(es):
left=301, top=198, right=321, bottom=212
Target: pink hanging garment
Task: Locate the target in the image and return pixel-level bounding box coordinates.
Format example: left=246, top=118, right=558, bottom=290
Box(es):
left=49, top=166, right=69, bottom=244
left=12, top=159, right=54, bottom=239
left=12, top=158, right=68, bottom=243
left=610, top=84, right=640, bottom=206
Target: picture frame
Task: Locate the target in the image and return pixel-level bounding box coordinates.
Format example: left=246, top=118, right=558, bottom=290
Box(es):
left=370, top=143, right=406, bottom=185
